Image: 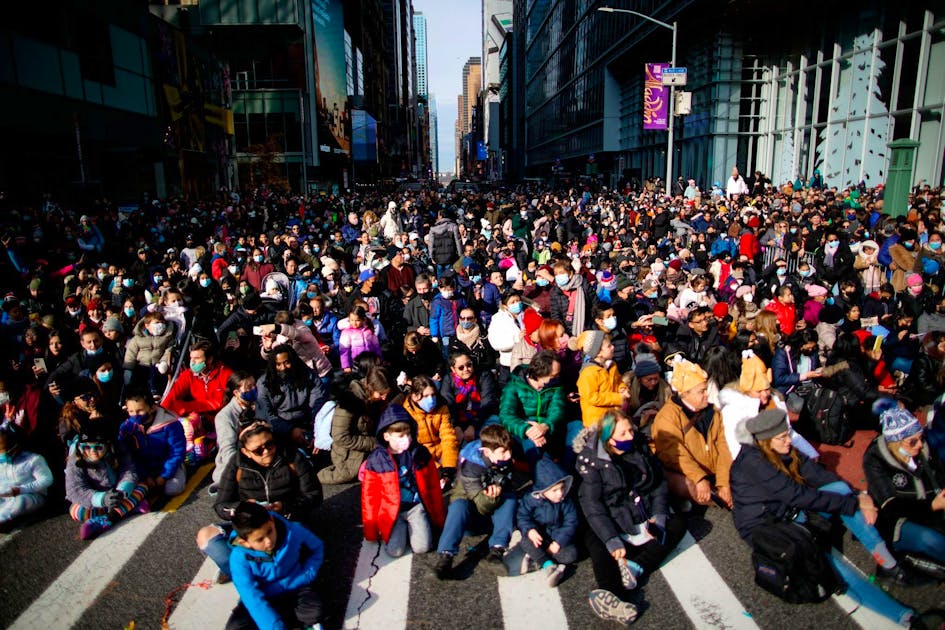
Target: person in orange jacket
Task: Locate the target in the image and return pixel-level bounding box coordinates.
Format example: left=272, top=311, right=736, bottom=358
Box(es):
left=361, top=405, right=446, bottom=558
left=396, top=375, right=459, bottom=488
left=161, top=341, right=233, bottom=418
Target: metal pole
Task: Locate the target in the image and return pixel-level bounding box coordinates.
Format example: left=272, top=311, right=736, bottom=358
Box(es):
left=666, top=21, right=677, bottom=193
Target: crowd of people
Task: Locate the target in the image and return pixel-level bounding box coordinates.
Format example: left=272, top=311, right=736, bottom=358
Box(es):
left=1, top=169, right=945, bottom=628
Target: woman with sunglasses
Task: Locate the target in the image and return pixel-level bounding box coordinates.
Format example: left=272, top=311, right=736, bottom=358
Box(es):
left=440, top=352, right=499, bottom=444
left=863, top=405, right=945, bottom=579
left=65, top=425, right=149, bottom=540
left=199, top=420, right=322, bottom=580
left=448, top=308, right=497, bottom=373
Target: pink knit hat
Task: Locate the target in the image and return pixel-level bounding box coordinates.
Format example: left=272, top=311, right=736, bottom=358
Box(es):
left=906, top=273, right=924, bottom=287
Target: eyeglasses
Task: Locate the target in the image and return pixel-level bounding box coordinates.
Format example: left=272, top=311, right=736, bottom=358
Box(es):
left=770, top=432, right=792, bottom=443
left=459, top=316, right=476, bottom=322
left=247, top=440, right=276, bottom=456
left=903, top=433, right=923, bottom=448
left=454, top=363, right=474, bottom=371
left=79, top=442, right=107, bottom=452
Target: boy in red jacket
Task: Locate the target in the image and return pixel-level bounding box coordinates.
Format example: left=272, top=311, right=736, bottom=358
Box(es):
left=361, top=405, right=446, bottom=557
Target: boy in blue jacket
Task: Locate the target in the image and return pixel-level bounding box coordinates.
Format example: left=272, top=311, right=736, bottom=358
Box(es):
left=227, top=501, right=325, bottom=630
left=120, top=391, right=187, bottom=498
left=515, top=456, right=579, bottom=587
left=429, top=274, right=467, bottom=359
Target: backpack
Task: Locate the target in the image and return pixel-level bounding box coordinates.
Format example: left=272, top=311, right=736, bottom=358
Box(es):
left=801, top=385, right=852, bottom=445
left=751, top=515, right=841, bottom=603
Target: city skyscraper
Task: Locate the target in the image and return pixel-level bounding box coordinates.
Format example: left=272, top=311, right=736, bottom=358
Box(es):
left=429, top=93, right=439, bottom=175
left=455, top=56, right=481, bottom=176
left=413, top=12, right=428, bottom=97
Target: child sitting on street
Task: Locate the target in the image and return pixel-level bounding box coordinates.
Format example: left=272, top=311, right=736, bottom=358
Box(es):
left=0, top=423, right=54, bottom=528
left=361, top=405, right=446, bottom=557
left=226, top=501, right=325, bottom=630
left=515, top=456, right=579, bottom=587
left=120, top=390, right=187, bottom=499
left=65, top=425, right=149, bottom=540
left=433, top=424, right=525, bottom=579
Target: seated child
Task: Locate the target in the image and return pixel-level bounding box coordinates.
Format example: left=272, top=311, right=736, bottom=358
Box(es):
left=362, top=405, right=446, bottom=557
left=65, top=426, right=149, bottom=540
left=433, top=424, right=524, bottom=579
left=226, top=501, right=325, bottom=630
left=0, top=423, right=53, bottom=527
left=515, top=456, right=579, bottom=587
left=120, top=390, right=187, bottom=498
left=398, top=375, right=459, bottom=487
left=574, top=331, right=629, bottom=427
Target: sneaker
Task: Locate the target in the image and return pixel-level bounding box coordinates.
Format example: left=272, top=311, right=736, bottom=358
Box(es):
left=520, top=554, right=540, bottom=575
left=133, top=499, right=151, bottom=515
left=588, top=589, right=638, bottom=625
left=618, top=559, right=638, bottom=590
left=433, top=552, right=453, bottom=580
left=79, top=516, right=112, bottom=541
left=876, top=563, right=933, bottom=587
left=484, top=546, right=508, bottom=576
left=545, top=563, right=566, bottom=588
left=216, top=571, right=232, bottom=585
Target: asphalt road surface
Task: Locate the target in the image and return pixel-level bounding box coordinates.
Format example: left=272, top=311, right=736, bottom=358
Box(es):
left=0, top=463, right=941, bottom=630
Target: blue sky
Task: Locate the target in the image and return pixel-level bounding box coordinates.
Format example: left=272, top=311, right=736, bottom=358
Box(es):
left=414, top=0, right=481, bottom=175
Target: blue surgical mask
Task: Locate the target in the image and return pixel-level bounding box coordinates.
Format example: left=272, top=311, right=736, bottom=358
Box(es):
left=470, top=275, right=482, bottom=284
left=240, top=387, right=258, bottom=403
left=800, top=270, right=812, bottom=278
left=124, top=307, right=135, bottom=317
left=930, top=242, right=942, bottom=251
left=418, top=395, right=437, bottom=413
left=776, top=267, right=787, bottom=276
left=153, top=275, right=164, bottom=283
left=825, top=297, right=835, bottom=305
left=536, top=278, right=550, bottom=287
left=611, top=438, right=634, bottom=451
left=122, top=278, right=134, bottom=288
left=97, top=370, right=113, bottom=383
left=826, top=241, right=839, bottom=251
left=86, top=347, right=102, bottom=357
left=199, top=278, right=212, bottom=288
left=253, top=255, right=264, bottom=263
left=555, top=273, right=570, bottom=287
left=190, top=361, right=206, bottom=374
left=440, top=290, right=453, bottom=299
left=306, top=291, right=318, bottom=299
left=603, top=316, right=617, bottom=331
left=460, top=320, right=476, bottom=329
left=302, top=318, right=314, bottom=326
left=509, top=301, right=524, bottom=314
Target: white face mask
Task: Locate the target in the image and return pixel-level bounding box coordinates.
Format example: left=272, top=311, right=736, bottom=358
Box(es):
left=743, top=292, right=754, bottom=303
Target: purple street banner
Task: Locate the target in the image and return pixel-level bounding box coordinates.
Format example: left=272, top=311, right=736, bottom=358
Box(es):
left=644, top=63, right=670, bottom=130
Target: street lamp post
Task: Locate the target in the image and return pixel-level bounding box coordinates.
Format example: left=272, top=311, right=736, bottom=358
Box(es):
left=598, top=6, right=677, bottom=191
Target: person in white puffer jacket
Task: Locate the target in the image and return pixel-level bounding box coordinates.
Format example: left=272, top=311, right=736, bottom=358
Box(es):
left=0, top=424, right=53, bottom=527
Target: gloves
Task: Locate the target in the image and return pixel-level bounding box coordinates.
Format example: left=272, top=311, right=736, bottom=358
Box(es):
left=103, top=490, right=124, bottom=509
left=156, top=361, right=169, bottom=375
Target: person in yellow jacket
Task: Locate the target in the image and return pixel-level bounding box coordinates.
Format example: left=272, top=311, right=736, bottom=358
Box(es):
left=573, top=331, right=630, bottom=427
left=396, top=374, right=460, bottom=488
left=651, top=359, right=733, bottom=509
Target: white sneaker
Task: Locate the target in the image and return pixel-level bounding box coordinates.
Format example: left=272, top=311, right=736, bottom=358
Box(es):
left=545, top=563, right=566, bottom=588
left=588, top=589, right=638, bottom=625
left=618, top=559, right=638, bottom=590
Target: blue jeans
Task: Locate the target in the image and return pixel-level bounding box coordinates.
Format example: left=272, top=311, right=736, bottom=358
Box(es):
left=436, top=497, right=517, bottom=555
left=894, top=520, right=945, bottom=563
left=200, top=523, right=234, bottom=577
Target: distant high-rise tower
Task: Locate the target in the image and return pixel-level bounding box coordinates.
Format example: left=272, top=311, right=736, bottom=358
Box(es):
left=429, top=93, right=439, bottom=174
left=456, top=56, right=481, bottom=176
left=413, top=12, right=428, bottom=98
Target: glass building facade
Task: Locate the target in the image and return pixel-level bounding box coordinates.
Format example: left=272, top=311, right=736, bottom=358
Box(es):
left=522, top=0, right=945, bottom=190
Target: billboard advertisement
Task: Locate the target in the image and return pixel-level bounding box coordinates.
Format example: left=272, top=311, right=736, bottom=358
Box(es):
left=312, top=0, right=349, bottom=154
left=643, top=63, right=669, bottom=130
left=352, top=109, right=377, bottom=163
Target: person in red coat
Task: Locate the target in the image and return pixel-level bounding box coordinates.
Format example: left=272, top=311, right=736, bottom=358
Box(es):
left=361, top=404, right=446, bottom=557
left=738, top=216, right=761, bottom=263
left=765, top=285, right=797, bottom=336
left=162, top=341, right=233, bottom=419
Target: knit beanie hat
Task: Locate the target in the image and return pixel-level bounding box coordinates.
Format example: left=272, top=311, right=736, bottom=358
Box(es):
left=569, top=330, right=606, bottom=358
left=633, top=353, right=661, bottom=377
left=671, top=359, right=708, bottom=393
left=102, top=317, right=123, bottom=333
left=880, top=407, right=922, bottom=444
left=739, top=351, right=770, bottom=393
left=745, top=409, right=789, bottom=441
left=522, top=308, right=543, bottom=340
left=906, top=273, right=924, bottom=288
left=713, top=303, right=729, bottom=319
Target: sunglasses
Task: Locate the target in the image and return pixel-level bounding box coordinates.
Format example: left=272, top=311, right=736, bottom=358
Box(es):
left=247, top=439, right=276, bottom=456
left=79, top=442, right=107, bottom=452
left=459, top=316, right=476, bottom=322
left=454, top=362, right=474, bottom=370
left=903, top=434, right=923, bottom=448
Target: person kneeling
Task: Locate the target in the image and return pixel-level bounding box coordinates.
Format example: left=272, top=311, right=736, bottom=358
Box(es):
left=226, top=501, right=325, bottom=630
left=362, top=405, right=446, bottom=558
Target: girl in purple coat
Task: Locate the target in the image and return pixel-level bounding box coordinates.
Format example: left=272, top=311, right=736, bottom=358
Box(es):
left=339, top=306, right=382, bottom=372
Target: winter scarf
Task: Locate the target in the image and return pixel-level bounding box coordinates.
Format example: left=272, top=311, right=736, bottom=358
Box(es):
left=456, top=322, right=481, bottom=348
left=452, top=374, right=481, bottom=426
left=561, top=274, right=588, bottom=336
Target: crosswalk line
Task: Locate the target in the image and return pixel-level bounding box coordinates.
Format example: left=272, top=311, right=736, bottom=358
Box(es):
left=166, top=557, right=239, bottom=630
left=10, top=512, right=167, bottom=630
left=660, top=531, right=759, bottom=629
left=497, top=569, right=569, bottom=629
left=344, top=540, right=412, bottom=630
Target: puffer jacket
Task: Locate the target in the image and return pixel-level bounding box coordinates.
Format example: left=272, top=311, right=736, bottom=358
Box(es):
left=361, top=407, right=446, bottom=543
left=123, top=319, right=174, bottom=370
left=124, top=407, right=187, bottom=480
left=900, top=353, right=944, bottom=408
left=256, top=369, right=329, bottom=438
left=574, top=426, right=669, bottom=553
left=731, top=444, right=856, bottom=544
left=228, top=514, right=324, bottom=630
left=576, top=360, right=625, bottom=427
left=651, top=396, right=732, bottom=488
left=215, top=447, right=322, bottom=521
left=487, top=309, right=521, bottom=368
left=65, top=445, right=138, bottom=507
left=863, top=435, right=945, bottom=545
left=396, top=396, right=459, bottom=469
left=499, top=365, right=567, bottom=440
left=516, top=457, right=578, bottom=547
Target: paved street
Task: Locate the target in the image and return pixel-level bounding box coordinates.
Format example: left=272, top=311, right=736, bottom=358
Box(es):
left=0, top=464, right=940, bottom=630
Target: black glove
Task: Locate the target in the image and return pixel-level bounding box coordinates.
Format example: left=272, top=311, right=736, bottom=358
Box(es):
left=103, top=490, right=124, bottom=509
left=439, top=467, right=456, bottom=482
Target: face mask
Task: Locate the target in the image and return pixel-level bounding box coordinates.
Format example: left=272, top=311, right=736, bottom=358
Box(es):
left=909, top=286, right=923, bottom=296
left=403, top=253, right=411, bottom=261
left=240, top=387, right=258, bottom=403
left=97, top=272, right=106, bottom=281
left=603, top=316, right=617, bottom=331
left=904, top=241, right=915, bottom=250
left=0, top=392, right=10, bottom=406
left=199, top=278, right=212, bottom=288
left=86, top=347, right=102, bottom=357
left=826, top=241, right=839, bottom=251
left=536, top=278, right=550, bottom=287
left=470, top=275, right=481, bottom=284
left=122, top=278, right=134, bottom=288
left=190, top=361, right=206, bottom=374
left=509, top=301, right=523, bottom=314
left=460, top=320, right=475, bottom=330
left=790, top=227, right=797, bottom=234
left=800, top=270, right=812, bottom=278
left=931, top=242, right=943, bottom=251
left=611, top=437, right=634, bottom=451
left=418, top=395, right=437, bottom=413
left=482, top=229, right=492, bottom=240
left=555, top=273, right=570, bottom=287
left=897, top=446, right=913, bottom=459
left=124, top=307, right=135, bottom=318
left=440, top=290, right=453, bottom=299
left=0, top=453, right=10, bottom=464
left=388, top=434, right=412, bottom=453
left=520, top=210, right=528, bottom=217
left=153, top=276, right=164, bottom=283
left=306, top=291, right=318, bottom=299
left=302, top=318, right=313, bottom=326
left=228, top=265, right=239, bottom=275
left=776, top=267, right=787, bottom=276
left=253, top=255, right=264, bottom=263
left=850, top=243, right=861, bottom=254
left=97, top=370, right=113, bottom=383
left=68, top=308, right=81, bottom=317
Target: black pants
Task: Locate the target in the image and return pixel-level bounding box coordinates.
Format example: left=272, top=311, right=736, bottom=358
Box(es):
left=518, top=527, right=579, bottom=565
left=583, top=514, right=687, bottom=597
left=225, top=583, right=322, bottom=630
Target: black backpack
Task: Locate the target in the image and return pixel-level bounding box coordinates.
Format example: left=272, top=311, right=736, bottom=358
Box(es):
left=802, top=385, right=852, bottom=445
left=751, top=516, right=842, bottom=603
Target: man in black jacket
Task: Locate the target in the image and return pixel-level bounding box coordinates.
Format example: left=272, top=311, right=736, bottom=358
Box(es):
left=666, top=306, right=720, bottom=366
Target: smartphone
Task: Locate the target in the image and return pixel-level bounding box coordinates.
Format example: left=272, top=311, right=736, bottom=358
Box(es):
left=252, top=326, right=265, bottom=336
left=34, top=358, right=47, bottom=372
left=652, top=316, right=669, bottom=326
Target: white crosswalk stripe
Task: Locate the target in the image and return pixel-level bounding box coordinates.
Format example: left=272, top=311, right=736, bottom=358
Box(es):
left=343, top=541, right=413, bottom=630
left=166, top=557, right=239, bottom=630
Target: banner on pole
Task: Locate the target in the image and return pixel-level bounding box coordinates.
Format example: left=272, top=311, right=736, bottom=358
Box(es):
left=643, top=63, right=670, bottom=130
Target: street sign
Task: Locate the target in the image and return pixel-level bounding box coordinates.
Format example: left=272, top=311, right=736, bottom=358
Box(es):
left=662, top=67, right=687, bottom=86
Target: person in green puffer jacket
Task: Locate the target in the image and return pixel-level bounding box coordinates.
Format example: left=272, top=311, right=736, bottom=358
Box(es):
left=500, top=350, right=568, bottom=464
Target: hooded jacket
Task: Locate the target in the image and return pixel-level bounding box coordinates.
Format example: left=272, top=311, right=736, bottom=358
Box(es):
left=215, top=446, right=322, bottom=522
left=574, top=426, right=669, bottom=553
left=499, top=365, right=567, bottom=440
left=256, top=369, right=329, bottom=438
left=396, top=395, right=459, bottom=469
left=651, top=396, right=732, bottom=488
left=361, top=405, right=447, bottom=543
left=576, top=360, right=625, bottom=427
left=429, top=218, right=462, bottom=265
left=228, top=513, right=324, bottom=630
left=123, top=406, right=187, bottom=480
left=65, top=444, right=138, bottom=508
left=516, top=457, right=578, bottom=547
left=123, top=319, right=174, bottom=370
